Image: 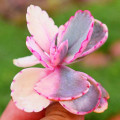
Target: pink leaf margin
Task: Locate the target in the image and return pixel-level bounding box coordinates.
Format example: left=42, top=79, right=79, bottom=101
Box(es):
left=26, top=36, right=54, bottom=70
left=80, top=19, right=108, bottom=57
left=61, top=10, right=94, bottom=64
left=60, top=73, right=102, bottom=115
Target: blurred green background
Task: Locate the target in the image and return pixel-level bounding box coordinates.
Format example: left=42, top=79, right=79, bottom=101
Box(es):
left=0, top=0, right=120, bottom=120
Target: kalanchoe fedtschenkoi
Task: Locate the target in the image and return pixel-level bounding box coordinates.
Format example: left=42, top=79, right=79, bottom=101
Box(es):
left=11, top=5, right=109, bottom=115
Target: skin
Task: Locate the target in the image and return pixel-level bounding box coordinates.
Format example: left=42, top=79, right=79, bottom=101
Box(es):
left=0, top=100, right=84, bottom=120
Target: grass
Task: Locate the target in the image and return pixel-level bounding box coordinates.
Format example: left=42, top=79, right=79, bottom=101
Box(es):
left=0, top=0, right=120, bottom=120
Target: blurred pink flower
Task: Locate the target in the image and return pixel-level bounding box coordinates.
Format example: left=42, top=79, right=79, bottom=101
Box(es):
left=82, top=52, right=109, bottom=68
left=109, top=40, right=120, bottom=58
left=11, top=5, right=109, bottom=115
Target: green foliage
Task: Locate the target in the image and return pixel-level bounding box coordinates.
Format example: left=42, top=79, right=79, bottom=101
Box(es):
left=0, top=19, right=28, bottom=114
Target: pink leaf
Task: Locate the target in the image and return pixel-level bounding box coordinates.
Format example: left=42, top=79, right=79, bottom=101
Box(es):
left=13, top=55, right=40, bottom=67
left=60, top=73, right=101, bottom=115
left=34, top=66, right=90, bottom=101
left=94, top=98, right=108, bottom=113
left=26, top=36, right=53, bottom=69
left=51, top=40, right=68, bottom=66
left=80, top=19, right=108, bottom=57
left=99, top=84, right=110, bottom=99
left=11, top=68, right=52, bottom=112
left=57, top=10, right=94, bottom=64
left=26, top=5, right=58, bottom=53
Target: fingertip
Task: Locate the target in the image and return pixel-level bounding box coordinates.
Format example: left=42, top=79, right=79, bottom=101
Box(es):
left=41, top=103, right=84, bottom=120
left=1, top=100, right=45, bottom=120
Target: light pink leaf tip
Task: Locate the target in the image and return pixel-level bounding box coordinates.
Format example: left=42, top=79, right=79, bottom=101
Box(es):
left=26, top=5, right=58, bottom=54
left=11, top=68, right=52, bottom=112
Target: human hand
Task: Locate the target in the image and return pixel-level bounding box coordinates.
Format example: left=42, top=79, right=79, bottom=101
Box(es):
left=0, top=100, right=84, bottom=120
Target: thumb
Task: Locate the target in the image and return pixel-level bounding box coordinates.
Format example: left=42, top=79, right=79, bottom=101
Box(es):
left=41, top=103, right=84, bottom=120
